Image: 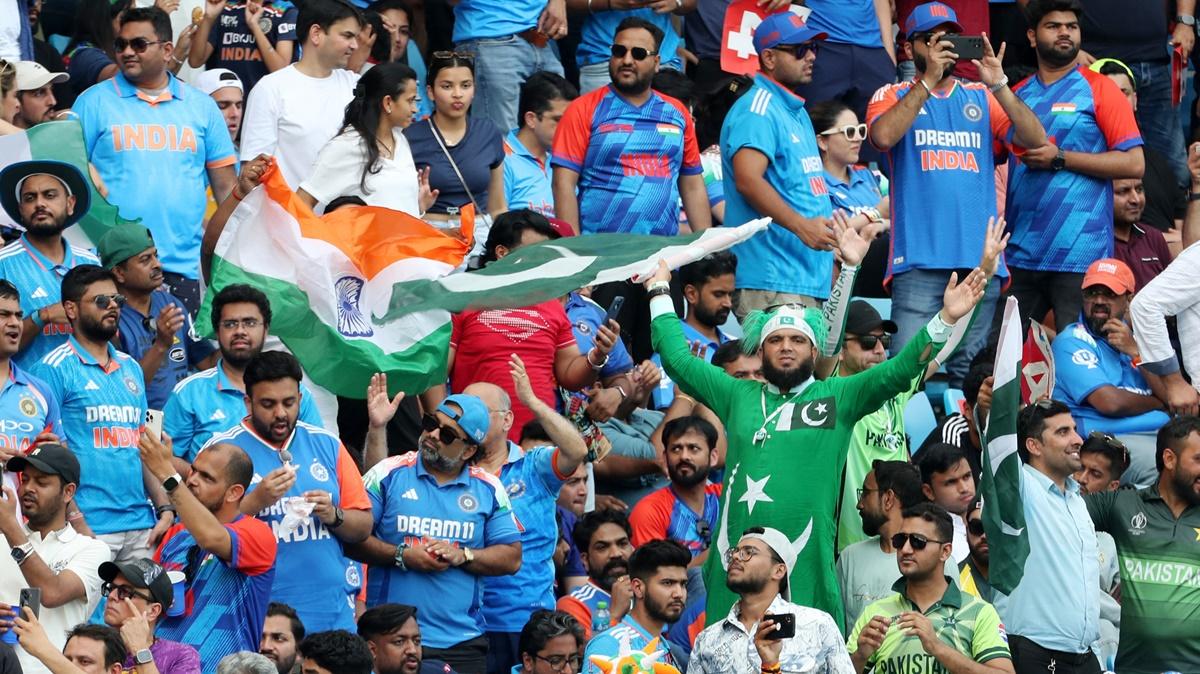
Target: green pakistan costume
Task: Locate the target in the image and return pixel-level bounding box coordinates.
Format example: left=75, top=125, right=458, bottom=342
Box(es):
left=649, top=294, right=954, bottom=630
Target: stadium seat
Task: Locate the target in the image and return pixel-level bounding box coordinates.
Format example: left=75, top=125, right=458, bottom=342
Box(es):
left=904, top=391, right=938, bottom=448
left=943, top=388, right=966, bottom=417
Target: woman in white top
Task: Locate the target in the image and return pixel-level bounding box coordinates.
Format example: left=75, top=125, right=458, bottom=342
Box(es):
left=299, top=62, right=435, bottom=215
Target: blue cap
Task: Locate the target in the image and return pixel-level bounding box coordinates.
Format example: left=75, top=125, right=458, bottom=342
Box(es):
left=904, top=2, right=963, bottom=38
left=753, top=12, right=828, bottom=54
left=436, top=394, right=490, bottom=444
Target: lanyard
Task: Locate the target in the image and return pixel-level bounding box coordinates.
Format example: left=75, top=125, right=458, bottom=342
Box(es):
left=754, top=381, right=811, bottom=444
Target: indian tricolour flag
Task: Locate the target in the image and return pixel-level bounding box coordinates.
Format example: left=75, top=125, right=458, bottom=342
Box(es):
left=0, top=120, right=137, bottom=246
left=980, top=296, right=1032, bottom=595
left=199, top=162, right=769, bottom=398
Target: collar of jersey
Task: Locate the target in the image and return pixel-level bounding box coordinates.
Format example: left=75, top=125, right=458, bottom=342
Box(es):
left=67, top=335, right=122, bottom=374
left=113, top=71, right=184, bottom=105
left=725, top=593, right=789, bottom=633
left=504, top=129, right=539, bottom=162
left=1022, top=461, right=1080, bottom=496
left=414, top=451, right=471, bottom=485
left=765, top=376, right=814, bottom=395
left=825, top=165, right=871, bottom=189
left=23, top=519, right=79, bottom=543
left=4, top=361, right=35, bottom=390
left=755, top=74, right=806, bottom=111
left=239, top=418, right=296, bottom=453
left=213, top=359, right=242, bottom=392
left=19, top=235, right=74, bottom=274
left=891, top=574, right=963, bottom=610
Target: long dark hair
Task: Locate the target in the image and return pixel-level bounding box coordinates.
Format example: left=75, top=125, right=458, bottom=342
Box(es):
left=340, top=62, right=418, bottom=193
left=68, top=0, right=131, bottom=59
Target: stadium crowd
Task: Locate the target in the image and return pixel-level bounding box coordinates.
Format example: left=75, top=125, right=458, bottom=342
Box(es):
left=1, top=0, right=1200, bottom=673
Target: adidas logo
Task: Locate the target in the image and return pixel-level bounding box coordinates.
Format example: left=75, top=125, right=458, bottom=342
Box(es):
left=210, top=409, right=226, bottom=421
left=30, top=287, right=48, bottom=299
left=84, top=380, right=99, bottom=391
left=790, top=133, right=800, bottom=143
left=401, top=488, right=419, bottom=501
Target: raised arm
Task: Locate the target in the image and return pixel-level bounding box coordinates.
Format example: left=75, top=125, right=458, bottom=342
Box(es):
left=140, top=433, right=234, bottom=562
left=511, top=354, right=588, bottom=474
left=974, top=35, right=1046, bottom=150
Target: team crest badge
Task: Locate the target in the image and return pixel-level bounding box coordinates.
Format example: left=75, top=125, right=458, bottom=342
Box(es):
left=458, top=494, right=478, bottom=513
left=309, top=462, right=330, bottom=482
left=18, top=397, right=36, bottom=417
left=963, top=102, right=982, bottom=122
left=335, top=276, right=374, bottom=337
left=124, top=377, right=139, bottom=394
left=345, top=563, right=361, bottom=588
left=258, top=16, right=273, bottom=34
left=507, top=480, right=527, bottom=499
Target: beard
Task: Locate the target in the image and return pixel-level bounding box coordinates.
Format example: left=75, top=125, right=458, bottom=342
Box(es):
left=726, top=567, right=769, bottom=595
left=912, top=52, right=950, bottom=82
left=762, top=356, right=814, bottom=391
left=78, top=313, right=118, bottom=342
left=23, top=211, right=68, bottom=238
left=860, top=508, right=887, bottom=537
left=692, top=302, right=730, bottom=329
left=1172, top=467, right=1200, bottom=506
left=611, top=69, right=652, bottom=96
left=1035, top=37, right=1080, bottom=68
left=221, top=341, right=263, bottom=369
left=420, top=441, right=464, bottom=474
left=667, top=459, right=709, bottom=488
left=595, top=557, right=628, bottom=590
left=642, top=589, right=684, bottom=624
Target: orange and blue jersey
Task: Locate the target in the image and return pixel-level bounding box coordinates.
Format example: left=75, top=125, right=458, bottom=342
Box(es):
left=1007, top=66, right=1143, bottom=273
left=207, top=419, right=370, bottom=633
left=31, top=336, right=150, bottom=535
left=867, top=79, right=1012, bottom=281
left=551, top=86, right=701, bottom=236
left=629, top=483, right=721, bottom=556
left=0, top=362, right=61, bottom=456
left=721, top=74, right=833, bottom=298
left=483, top=442, right=572, bottom=633
left=0, top=236, right=99, bottom=369
left=155, top=514, right=277, bottom=674
left=73, top=72, right=237, bottom=278
left=503, top=129, right=556, bottom=217
left=362, top=452, right=522, bottom=649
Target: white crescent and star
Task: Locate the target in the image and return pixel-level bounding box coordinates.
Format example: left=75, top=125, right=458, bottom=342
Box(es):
left=799, top=400, right=829, bottom=426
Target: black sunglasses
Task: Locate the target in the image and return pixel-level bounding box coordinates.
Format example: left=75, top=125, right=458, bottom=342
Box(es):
left=610, top=44, right=658, bottom=60
left=852, top=334, right=891, bottom=350
left=421, top=413, right=469, bottom=445
left=773, top=41, right=820, bottom=58
left=431, top=50, right=475, bottom=62
left=891, top=532, right=948, bottom=551
left=114, top=37, right=166, bottom=53
left=967, top=518, right=985, bottom=537
left=1087, top=430, right=1130, bottom=468
left=88, top=293, right=126, bottom=309
left=102, top=581, right=153, bottom=603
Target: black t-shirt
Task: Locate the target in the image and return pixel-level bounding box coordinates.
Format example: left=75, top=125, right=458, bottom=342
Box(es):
left=1140, top=144, right=1186, bottom=232
left=1080, top=0, right=1170, bottom=64
left=205, top=1, right=299, bottom=93
left=918, top=413, right=983, bottom=478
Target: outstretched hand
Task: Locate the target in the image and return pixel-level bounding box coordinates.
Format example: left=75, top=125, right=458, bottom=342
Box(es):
left=978, top=215, right=1010, bottom=279
left=940, top=268, right=987, bottom=324
left=366, top=373, right=404, bottom=430
left=832, top=210, right=869, bottom=267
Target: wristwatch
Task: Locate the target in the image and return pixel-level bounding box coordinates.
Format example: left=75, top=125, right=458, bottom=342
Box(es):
left=1178, top=14, right=1196, bottom=26
left=460, top=547, right=475, bottom=566
left=327, top=507, right=345, bottom=529
left=162, top=472, right=184, bottom=493
left=1051, top=147, right=1066, bottom=171
left=10, top=542, right=34, bottom=566
left=393, top=542, right=410, bottom=571
left=135, top=649, right=154, bottom=666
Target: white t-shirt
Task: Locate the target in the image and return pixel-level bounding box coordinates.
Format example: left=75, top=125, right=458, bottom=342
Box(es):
left=0, top=524, right=111, bottom=674
left=240, top=65, right=359, bottom=188
left=300, top=127, right=421, bottom=215
left=0, top=2, right=21, bottom=60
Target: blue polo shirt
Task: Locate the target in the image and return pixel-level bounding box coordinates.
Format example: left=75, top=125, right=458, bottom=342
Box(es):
left=0, top=362, right=62, bottom=454
left=722, top=74, right=833, bottom=298
left=31, top=336, right=151, bottom=535
left=0, top=236, right=99, bottom=369
left=207, top=420, right=371, bottom=633
left=483, top=442, right=571, bottom=632
left=453, top=0, right=543, bottom=41
left=826, top=165, right=883, bottom=215
left=650, top=319, right=729, bottom=409
left=362, top=452, right=522, bottom=649
left=162, top=359, right=322, bottom=463
left=73, top=72, right=237, bottom=278
left=1051, top=320, right=1169, bottom=436
left=503, top=130, right=556, bottom=217
left=116, top=289, right=216, bottom=409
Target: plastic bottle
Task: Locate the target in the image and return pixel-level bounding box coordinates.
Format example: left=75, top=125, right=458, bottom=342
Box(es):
left=593, top=601, right=610, bottom=634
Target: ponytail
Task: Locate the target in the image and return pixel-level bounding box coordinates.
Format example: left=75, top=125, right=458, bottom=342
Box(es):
left=339, top=62, right=418, bottom=194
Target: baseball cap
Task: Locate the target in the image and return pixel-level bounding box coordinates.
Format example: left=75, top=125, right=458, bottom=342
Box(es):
left=6, top=443, right=81, bottom=485
left=753, top=12, right=828, bottom=54
left=904, top=2, right=964, bottom=38
left=845, top=300, right=898, bottom=336
left=1081, top=258, right=1135, bottom=295
left=99, top=558, right=174, bottom=608
left=739, top=528, right=798, bottom=600
left=97, top=224, right=154, bottom=270
left=14, top=60, right=69, bottom=91
left=192, top=68, right=244, bottom=96
left=436, top=394, right=490, bottom=444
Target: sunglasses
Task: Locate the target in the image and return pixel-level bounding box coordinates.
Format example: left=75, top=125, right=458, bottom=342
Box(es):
left=967, top=518, right=985, bottom=537
left=820, top=123, right=868, bottom=142
left=1087, top=430, right=1130, bottom=468
left=421, top=413, right=469, bottom=445
left=102, top=581, right=153, bottom=603
left=431, top=50, right=475, bottom=62
left=87, top=293, right=126, bottom=309
left=852, top=333, right=891, bottom=350
left=114, top=37, right=166, bottom=53
left=890, top=532, right=948, bottom=551
left=610, top=44, right=658, bottom=61
left=773, top=42, right=820, bottom=58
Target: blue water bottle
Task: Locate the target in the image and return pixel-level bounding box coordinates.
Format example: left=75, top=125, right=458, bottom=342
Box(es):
left=593, top=601, right=610, bottom=634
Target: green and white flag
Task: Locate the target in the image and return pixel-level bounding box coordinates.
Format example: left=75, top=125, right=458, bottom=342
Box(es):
left=199, top=163, right=769, bottom=397
left=980, top=295, right=1031, bottom=595
left=0, top=120, right=137, bottom=246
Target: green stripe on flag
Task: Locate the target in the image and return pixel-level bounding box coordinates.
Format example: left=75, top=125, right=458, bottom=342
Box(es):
left=196, top=258, right=451, bottom=397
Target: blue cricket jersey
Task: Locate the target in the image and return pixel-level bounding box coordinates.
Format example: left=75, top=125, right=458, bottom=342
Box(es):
left=116, top=289, right=216, bottom=409
left=0, top=236, right=99, bottom=369
left=0, top=362, right=62, bottom=455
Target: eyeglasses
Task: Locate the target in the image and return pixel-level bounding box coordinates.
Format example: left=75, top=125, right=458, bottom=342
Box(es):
left=722, top=546, right=761, bottom=565
left=610, top=44, right=658, bottom=61
left=856, top=486, right=878, bottom=500
left=820, top=123, right=868, bottom=142
left=772, top=42, right=820, bottom=58
left=88, top=293, right=126, bottom=309
left=1087, top=430, right=1130, bottom=468
left=219, top=318, right=261, bottom=331
left=431, top=50, right=475, bottom=62
left=890, top=532, right=948, bottom=551
left=534, top=654, right=583, bottom=672
left=851, top=334, right=891, bottom=350
left=422, top=413, right=469, bottom=445
left=101, top=581, right=153, bottom=603
left=967, top=518, right=985, bottom=537
left=114, top=37, right=166, bottom=53
left=1082, top=286, right=1120, bottom=299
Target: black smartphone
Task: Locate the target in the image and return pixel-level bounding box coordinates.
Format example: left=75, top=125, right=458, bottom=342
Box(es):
left=604, top=296, right=625, bottom=325
left=944, top=35, right=985, bottom=61
left=19, top=587, right=41, bottom=620
left=763, top=613, right=795, bottom=640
